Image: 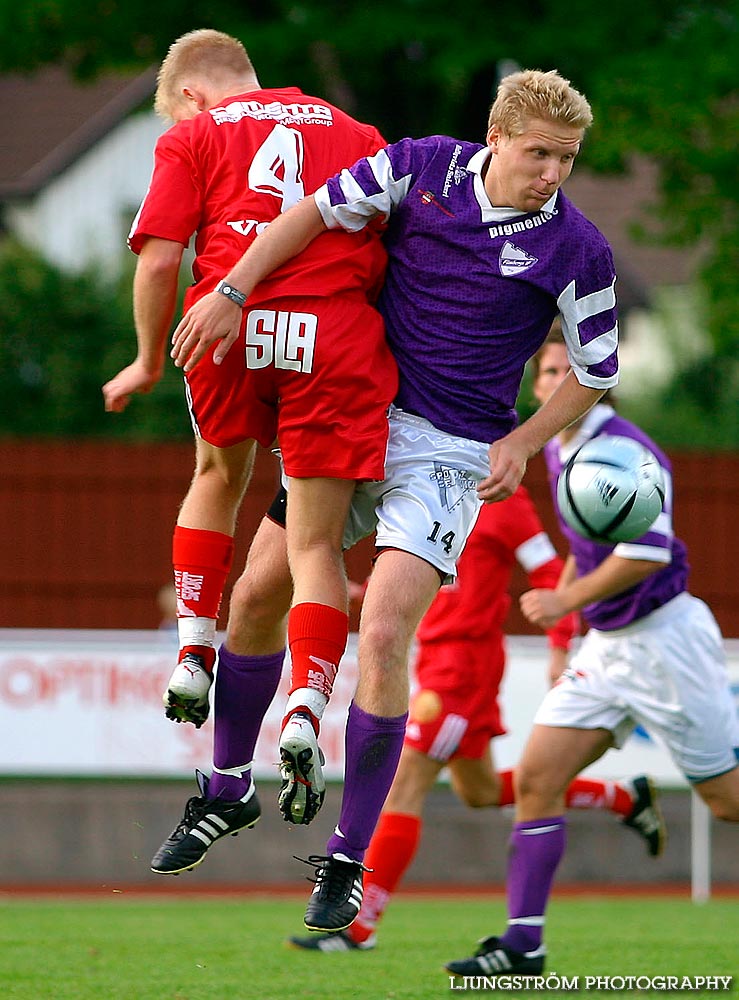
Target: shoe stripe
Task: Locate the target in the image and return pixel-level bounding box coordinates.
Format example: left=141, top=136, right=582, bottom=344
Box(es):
left=478, top=951, right=513, bottom=974
left=191, top=829, right=215, bottom=846
left=203, top=815, right=231, bottom=832
left=319, top=936, right=353, bottom=952
left=196, top=820, right=223, bottom=838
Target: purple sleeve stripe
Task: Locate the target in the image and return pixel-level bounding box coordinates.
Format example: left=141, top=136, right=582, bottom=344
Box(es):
left=351, top=157, right=386, bottom=197
left=587, top=349, right=619, bottom=380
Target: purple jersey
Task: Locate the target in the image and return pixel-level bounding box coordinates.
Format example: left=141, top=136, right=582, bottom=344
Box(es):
left=315, top=135, right=619, bottom=441
left=543, top=405, right=690, bottom=630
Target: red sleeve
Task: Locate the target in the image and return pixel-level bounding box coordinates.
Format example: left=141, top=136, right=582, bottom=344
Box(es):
left=128, top=125, right=201, bottom=255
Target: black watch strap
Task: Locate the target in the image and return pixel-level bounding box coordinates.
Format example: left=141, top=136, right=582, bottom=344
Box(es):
left=215, top=279, right=247, bottom=307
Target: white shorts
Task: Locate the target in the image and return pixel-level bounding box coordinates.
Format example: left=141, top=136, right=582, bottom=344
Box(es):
left=343, top=406, right=490, bottom=582
left=534, top=592, right=739, bottom=782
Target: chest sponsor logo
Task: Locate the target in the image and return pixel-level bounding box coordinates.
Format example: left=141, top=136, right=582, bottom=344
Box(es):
left=418, top=189, right=455, bottom=217
left=499, top=240, right=538, bottom=277
left=442, top=143, right=466, bottom=197
left=488, top=209, right=556, bottom=241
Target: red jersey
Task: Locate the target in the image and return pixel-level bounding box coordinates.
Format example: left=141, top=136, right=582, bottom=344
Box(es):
left=129, top=87, right=387, bottom=311
left=405, top=485, right=579, bottom=758
left=128, top=87, right=398, bottom=473
left=417, top=484, right=577, bottom=653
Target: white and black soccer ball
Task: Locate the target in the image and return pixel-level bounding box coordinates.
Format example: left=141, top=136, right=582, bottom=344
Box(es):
left=557, top=435, right=666, bottom=544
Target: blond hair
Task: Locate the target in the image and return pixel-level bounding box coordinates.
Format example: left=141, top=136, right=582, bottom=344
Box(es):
left=155, top=29, right=256, bottom=121
left=487, top=69, right=593, bottom=137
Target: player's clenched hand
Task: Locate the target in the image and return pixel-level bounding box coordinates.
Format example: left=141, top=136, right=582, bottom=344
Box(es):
left=171, top=292, right=242, bottom=373
left=520, top=588, right=567, bottom=630
left=102, top=359, right=160, bottom=413
left=477, top=435, right=528, bottom=503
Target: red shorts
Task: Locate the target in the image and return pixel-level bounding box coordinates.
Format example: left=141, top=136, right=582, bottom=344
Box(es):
left=185, top=295, right=398, bottom=480
left=404, top=637, right=507, bottom=761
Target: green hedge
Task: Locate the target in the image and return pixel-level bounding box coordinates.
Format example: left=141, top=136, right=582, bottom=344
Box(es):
left=0, top=240, right=191, bottom=440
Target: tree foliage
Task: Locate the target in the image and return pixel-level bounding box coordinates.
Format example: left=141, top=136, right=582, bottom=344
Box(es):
left=2, top=0, right=738, bottom=442
left=0, top=241, right=192, bottom=439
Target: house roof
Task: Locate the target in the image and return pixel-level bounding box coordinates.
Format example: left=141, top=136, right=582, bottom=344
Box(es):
left=0, top=65, right=156, bottom=198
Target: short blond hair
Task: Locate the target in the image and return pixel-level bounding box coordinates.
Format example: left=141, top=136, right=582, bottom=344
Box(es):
left=488, top=69, right=593, bottom=137
left=155, top=29, right=256, bottom=121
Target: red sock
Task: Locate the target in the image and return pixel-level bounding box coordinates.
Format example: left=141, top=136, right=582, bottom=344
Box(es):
left=347, top=812, right=422, bottom=943
left=565, top=777, right=632, bottom=815
left=172, top=526, right=234, bottom=620
left=498, top=770, right=632, bottom=816
left=285, top=602, right=348, bottom=714
left=497, top=769, right=515, bottom=807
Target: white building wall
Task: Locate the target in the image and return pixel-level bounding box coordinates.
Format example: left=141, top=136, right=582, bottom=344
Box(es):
left=617, top=288, right=706, bottom=401
left=6, top=111, right=164, bottom=278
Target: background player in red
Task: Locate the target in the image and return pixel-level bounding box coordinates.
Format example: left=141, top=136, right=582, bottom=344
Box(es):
left=287, top=485, right=665, bottom=951
left=102, top=31, right=397, bottom=821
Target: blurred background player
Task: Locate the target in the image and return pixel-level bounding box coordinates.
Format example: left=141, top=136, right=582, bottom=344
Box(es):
left=446, top=326, right=739, bottom=980
left=288, top=485, right=665, bottom=952
left=166, top=68, right=620, bottom=933
left=101, top=28, right=398, bottom=841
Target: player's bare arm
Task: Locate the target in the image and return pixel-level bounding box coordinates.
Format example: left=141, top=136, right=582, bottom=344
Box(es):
left=171, top=197, right=329, bottom=373
left=521, top=554, right=661, bottom=628
left=103, top=237, right=182, bottom=412
left=477, top=373, right=604, bottom=503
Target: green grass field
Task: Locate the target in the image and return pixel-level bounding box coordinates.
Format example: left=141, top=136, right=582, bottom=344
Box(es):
left=1, top=894, right=736, bottom=999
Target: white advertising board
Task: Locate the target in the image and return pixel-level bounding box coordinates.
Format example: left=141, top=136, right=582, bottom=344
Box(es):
left=0, top=629, right=737, bottom=785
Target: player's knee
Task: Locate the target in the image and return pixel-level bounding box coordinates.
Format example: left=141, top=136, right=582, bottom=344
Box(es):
left=228, top=572, right=287, bottom=642
left=458, top=785, right=498, bottom=809
left=194, top=455, right=250, bottom=500
left=514, top=765, right=549, bottom=802
left=707, top=797, right=739, bottom=823
left=359, top=615, right=406, bottom=668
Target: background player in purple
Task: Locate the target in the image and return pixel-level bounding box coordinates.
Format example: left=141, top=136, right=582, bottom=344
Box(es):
left=168, top=69, right=620, bottom=934
left=446, top=325, right=739, bottom=980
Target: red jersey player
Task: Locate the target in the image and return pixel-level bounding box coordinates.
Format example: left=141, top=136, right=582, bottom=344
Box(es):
left=102, top=30, right=397, bottom=823
left=288, top=484, right=665, bottom=951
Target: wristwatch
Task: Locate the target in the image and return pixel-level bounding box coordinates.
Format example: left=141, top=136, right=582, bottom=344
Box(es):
left=215, top=279, right=247, bottom=307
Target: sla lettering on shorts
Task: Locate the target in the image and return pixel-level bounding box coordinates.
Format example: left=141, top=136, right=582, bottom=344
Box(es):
left=245, top=310, right=317, bottom=373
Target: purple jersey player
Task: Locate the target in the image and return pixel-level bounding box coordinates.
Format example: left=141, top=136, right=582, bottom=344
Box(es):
left=545, top=416, right=689, bottom=630
left=157, top=69, right=620, bottom=936
left=320, top=133, right=617, bottom=444
left=446, top=325, right=739, bottom=980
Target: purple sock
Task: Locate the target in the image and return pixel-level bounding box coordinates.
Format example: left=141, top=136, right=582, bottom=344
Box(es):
left=208, top=644, right=284, bottom=801
left=499, top=816, right=566, bottom=953
left=326, top=701, right=407, bottom=862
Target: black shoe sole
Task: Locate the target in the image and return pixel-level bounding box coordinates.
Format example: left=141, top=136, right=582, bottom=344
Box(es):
left=164, top=691, right=209, bottom=728
left=278, top=746, right=325, bottom=825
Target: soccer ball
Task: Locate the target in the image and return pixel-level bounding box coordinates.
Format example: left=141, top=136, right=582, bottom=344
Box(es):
left=557, top=435, right=666, bottom=543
